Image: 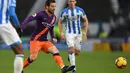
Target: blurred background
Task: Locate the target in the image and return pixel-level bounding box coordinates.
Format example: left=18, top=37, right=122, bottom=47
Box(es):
left=0, top=0, right=130, bottom=73
left=1, top=0, right=130, bottom=52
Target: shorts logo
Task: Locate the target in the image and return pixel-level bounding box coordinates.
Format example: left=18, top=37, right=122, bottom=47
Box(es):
left=34, top=48, right=37, bottom=52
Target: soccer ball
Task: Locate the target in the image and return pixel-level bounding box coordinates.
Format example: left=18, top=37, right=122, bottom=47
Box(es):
left=115, top=57, right=127, bottom=69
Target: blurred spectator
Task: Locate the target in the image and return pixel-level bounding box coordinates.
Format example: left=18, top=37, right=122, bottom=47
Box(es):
left=109, top=0, right=130, bottom=37
left=97, top=21, right=108, bottom=38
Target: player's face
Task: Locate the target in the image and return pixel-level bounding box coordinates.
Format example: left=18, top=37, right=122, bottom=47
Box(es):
left=47, top=3, right=56, bottom=14
left=68, top=0, right=76, bottom=9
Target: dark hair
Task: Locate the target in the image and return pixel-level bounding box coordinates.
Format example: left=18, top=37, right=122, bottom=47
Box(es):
left=45, top=0, right=55, bottom=7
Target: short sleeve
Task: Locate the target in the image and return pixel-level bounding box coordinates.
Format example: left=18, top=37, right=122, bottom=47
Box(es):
left=80, top=8, right=87, bottom=19
left=59, top=10, right=65, bottom=20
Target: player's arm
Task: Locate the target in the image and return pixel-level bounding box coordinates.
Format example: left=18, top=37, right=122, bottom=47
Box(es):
left=82, top=17, right=88, bottom=36
left=81, top=9, right=88, bottom=36
left=58, top=18, right=66, bottom=40
left=50, top=26, right=57, bottom=43
left=9, top=6, right=20, bottom=27
left=8, top=0, right=19, bottom=27
left=58, top=11, right=65, bottom=40
left=9, top=6, right=23, bottom=36
left=21, top=13, right=39, bottom=30
left=82, top=17, right=88, bottom=40
left=81, top=9, right=88, bottom=40
left=50, top=15, right=57, bottom=43
left=58, top=10, right=65, bottom=34
left=58, top=18, right=63, bottom=34
left=50, top=26, right=55, bottom=39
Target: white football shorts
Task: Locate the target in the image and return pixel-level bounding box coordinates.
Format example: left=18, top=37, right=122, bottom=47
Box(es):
left=66, top=33, right=82, bottom=50
left=0, top=23, right=22, bottom=46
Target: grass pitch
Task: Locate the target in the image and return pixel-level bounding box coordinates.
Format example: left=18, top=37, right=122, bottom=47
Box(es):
left=0, top=50, right=129, bottom=73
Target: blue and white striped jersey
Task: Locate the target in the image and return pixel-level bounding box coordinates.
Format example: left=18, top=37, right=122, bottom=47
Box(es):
left=60, top=6, right=87, bottom=34
left=0, top=0, right=16, bottom=24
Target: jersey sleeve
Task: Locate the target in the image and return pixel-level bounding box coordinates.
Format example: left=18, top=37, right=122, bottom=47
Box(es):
left=21, top=12, right=40, bottom=29
left=80, top=8, right=87, bottom=19
left=9, top=0, right=16, bottom=7
left=49, top=26, right=54, bottom=39
left=9, top=6, right=20, bottom=27
left=49, top=15, right=56, bottom=39
left=59, top=10, right=65, bottom=20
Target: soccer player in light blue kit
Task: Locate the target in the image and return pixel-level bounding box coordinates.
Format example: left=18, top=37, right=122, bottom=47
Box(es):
left=58, top=0, right=88, bottom=73
left=0, top=0, right=24, bottom=73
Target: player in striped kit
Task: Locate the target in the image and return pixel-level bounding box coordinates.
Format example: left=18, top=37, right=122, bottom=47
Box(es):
left=0, top=0, right=24, bottom=73
left=58, top=0, right=88, bottom=73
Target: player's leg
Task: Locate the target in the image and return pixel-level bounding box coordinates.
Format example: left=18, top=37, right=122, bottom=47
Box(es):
left=66, top=34, right=76, bottom=68
left=42, top=41, right=75, bottom=73
left=48, top=46, right=75, bottom=73
left=42, top=41, right=64, bottom=68
left=68, top=47, right=76, bottom=73
left=0, top=24, right=24, bottom=73
left=11, top=44, right=24, bottom=73
left=23, top=55, right=38, bottom=68
left=74, top=35, right=82, bottom=55
left=23, top=41, right=41, bottom=68
left=72, top=35, right=82, bottom=73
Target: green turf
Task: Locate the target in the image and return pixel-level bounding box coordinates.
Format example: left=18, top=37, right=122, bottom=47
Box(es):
left=0, top=50, right=129, bottom=73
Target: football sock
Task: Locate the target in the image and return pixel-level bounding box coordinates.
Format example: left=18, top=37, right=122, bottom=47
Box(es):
left=23, top=57, right=33, bottom=68
left=69, top=52, right=76, bottom=70
left=14, top=54, right=24, bottom=73
left=53, top=53, right=65, bottom=69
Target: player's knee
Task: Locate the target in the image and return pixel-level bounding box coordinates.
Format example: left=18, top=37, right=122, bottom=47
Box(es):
left=30, top=54, right=37, bottom=61
left=11, top=43, right=23, bottom=54
left=69, top=47, right=75, bottom=53
left=48, top=46, right=59, bottom=54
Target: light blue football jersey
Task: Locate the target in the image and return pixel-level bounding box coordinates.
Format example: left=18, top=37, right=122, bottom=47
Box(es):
left=60, top=6, right=87, bottom=34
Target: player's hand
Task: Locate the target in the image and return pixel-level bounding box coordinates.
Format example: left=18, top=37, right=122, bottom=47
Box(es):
left=83, top=32, right=87, bottom=40
left=52, top=38, right=57, bottom=43
left=16, top=27, right=23, bottom=37
left=60, top=32, right=65, bottom=40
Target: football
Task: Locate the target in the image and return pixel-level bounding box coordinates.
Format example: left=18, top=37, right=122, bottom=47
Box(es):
left=115, top=57, right=127, bottom=69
